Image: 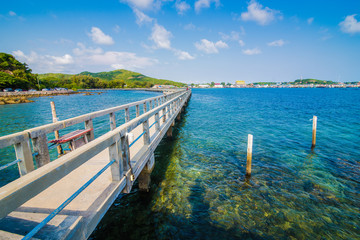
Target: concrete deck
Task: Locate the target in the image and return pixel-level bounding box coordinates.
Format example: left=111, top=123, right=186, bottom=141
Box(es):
left=0, top=110, right=175, bottom=239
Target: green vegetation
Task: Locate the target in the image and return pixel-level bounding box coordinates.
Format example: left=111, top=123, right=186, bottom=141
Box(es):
left=76, top=69, right=186, bottom=88
left=0, top=53, right=38, bottom=89
left=292, top=79, right=337, bottom=85
left=252, top=79, right=343, bottom=86
left=37, top=69, right=185, bottom=89
left=253, top=82, right=277, bottom=85
left=0, top=52, right=186, bottom=90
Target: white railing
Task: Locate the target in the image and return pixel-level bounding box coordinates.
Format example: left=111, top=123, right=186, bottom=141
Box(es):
left=0, top=89, right=191, bottom=220
left=0, top=90, right=186, bottom=176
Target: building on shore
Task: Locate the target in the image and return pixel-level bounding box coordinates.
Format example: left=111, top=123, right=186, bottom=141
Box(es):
left=214, top=83, right=223, bottom=88
left=235, top=80, right=246, bottom=86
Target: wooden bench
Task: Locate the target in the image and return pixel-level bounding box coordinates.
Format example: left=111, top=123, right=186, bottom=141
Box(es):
left=49, top=129, right=93, bottom=151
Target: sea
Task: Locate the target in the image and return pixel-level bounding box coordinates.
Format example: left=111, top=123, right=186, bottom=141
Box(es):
left=0, top=88, right=359, bottom=239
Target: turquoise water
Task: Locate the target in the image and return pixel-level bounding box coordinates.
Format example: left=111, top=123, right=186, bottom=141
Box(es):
left=0, top=90, right=161, bottom=186
left=1, top=89, right=359, bottom=239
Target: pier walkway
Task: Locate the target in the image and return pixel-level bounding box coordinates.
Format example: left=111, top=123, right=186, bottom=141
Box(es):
left=0, top=89, right=191, bottom=239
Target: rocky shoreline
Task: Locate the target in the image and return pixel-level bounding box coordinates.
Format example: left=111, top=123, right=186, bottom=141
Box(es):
left=0, top=90, right=78, bottom=105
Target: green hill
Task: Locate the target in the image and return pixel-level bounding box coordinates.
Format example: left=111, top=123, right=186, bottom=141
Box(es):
left=0, top=52, right=185, bottom=90
left=292, top=79, right=337, bottom=85
left=37, top=69, right=185, bottom=89
left=78, top=69, right=185, bottom=88
left=0, top=53, right=38, bottom=89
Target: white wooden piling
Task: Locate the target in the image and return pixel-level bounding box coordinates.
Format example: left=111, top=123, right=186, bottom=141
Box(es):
left=312, top=116, right=317, bottom=149
left=50, top=102, right=62, bottom=155
left=246, top=134, right=253, bottom=177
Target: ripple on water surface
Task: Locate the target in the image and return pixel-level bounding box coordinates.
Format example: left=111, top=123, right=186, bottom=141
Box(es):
left=89, top=89, right=360, bottom=239
left=1, top=89, right=359, bottom=239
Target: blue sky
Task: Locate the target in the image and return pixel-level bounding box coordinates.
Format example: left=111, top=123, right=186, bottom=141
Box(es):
left=1, top=0, right=359, bottom=83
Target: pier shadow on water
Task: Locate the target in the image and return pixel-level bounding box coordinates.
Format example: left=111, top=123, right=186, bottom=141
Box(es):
left=90, top=104, right=265, bottom=240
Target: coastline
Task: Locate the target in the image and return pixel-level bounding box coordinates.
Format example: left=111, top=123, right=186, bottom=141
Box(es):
left=0, top=88, right=180, bottom=105
left=0, top=90, right=78, bottom=105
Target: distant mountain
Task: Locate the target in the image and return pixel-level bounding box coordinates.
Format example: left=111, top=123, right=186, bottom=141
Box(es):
left=292, top=79, right=337, bottom=85
left=252, top=78, right=338, bottom=85
left=38, top=69, right=185, bottom=89
left=78, top=69, right=185, bottom=87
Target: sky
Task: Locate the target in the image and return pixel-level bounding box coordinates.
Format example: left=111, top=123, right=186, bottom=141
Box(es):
left=1, top=0, right=360, bottom=84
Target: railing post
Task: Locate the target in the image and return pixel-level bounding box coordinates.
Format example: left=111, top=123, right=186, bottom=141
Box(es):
left=136, top=105, right=140, bottom=117
left=32, top=134, right=50, bottom=167
left=110, top=112, right=116, bottom=130
left=149, top=100, right=153, bottom=110
left=155, top=113, right=160, bottom=132
left=143, top=102, right=147, bottom=113
left=163, top=108, right=166, bottom=123
left=85, top=119, right=95, bottom=141
left=121, top=133, right=132, bottom=193
left=14, top=134, right=34, bottom=175
left=143, top=119, right=150, bottom=145
left=109, top=134, right=122, bottom=181
left=125, top=107, right=130, bottom=122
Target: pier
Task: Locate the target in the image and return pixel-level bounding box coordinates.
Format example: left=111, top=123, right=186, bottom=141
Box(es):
left=0, top=89, right=191, bottom=239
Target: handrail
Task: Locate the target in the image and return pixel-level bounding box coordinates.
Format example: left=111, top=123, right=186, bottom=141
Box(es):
left=22, top=159, right=116, bottom=240
left=0, top=90, right=185, bottom=177
left=0, top=90, right=191, bottom=219
left=0, top=159, right=21, bottom=171
left=0, top=90, right=185, bottom=148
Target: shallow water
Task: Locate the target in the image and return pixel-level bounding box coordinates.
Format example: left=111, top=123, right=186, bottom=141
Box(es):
left=0, top=90, right=160, bottom=186
left=1, top=89, right=359, bottom=239
left=91, top=88, right=360, bottom=240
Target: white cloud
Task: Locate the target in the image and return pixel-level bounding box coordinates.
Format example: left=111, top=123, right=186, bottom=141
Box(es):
left=9, top=11, right=16, bottom=16
left=215, top=40, right=228, bottom=48
left=267, top=39, right=285, bottom=47
left=241, top=0, right=280, bottom=25
left=194, top=0, right=220, bottom=13
left=89, top=27, right=114, bottom=45
left=220, top=31, right=240, bottom=41
left=238, top=40, right=245, bottom=47
left=195, top=39, right=228, bottom=54
left=307, top=17, right=314, bottom=25
left=73, top=43, right=103, bottom=56
left=339, top=14, right=360, bottom=34
left=89, top=51, right=157, bottom=70
left=12, top=50, right=38, bottom=64
left=133, top=8, right=153, bottom=25
left=12, top=50, right=75, bottom=72
left=121, top=0, right=154, bottom=9
left=121, top=0, right=168, bottom=10
left=51, top=54, right=74, bottom=64
left=175, top=1, right=190, bottom=15
left=242, top=48, right=261, bottom=55
left=174, top=50, right=195, bottom=60
left=150, top=24, right=172, bottom=49
left=12, top=48, right=157, bottom=73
